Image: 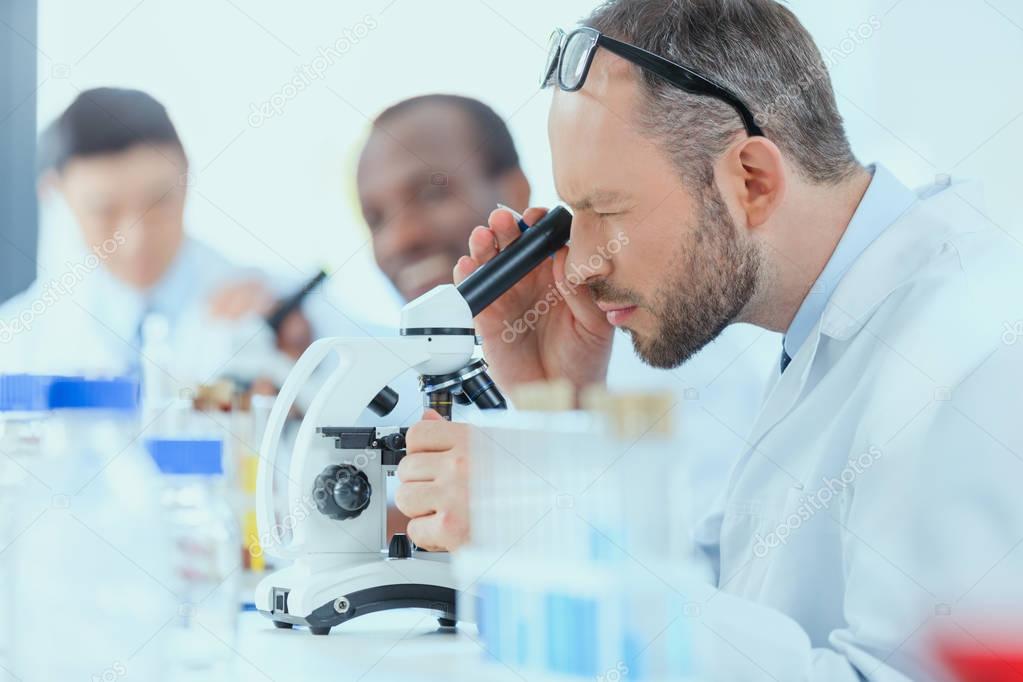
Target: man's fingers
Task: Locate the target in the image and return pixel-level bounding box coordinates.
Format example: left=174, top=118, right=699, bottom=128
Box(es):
left=396, top=451, right=437, bottom=483
left=468, top=225, right=499, bottom=264
left=453, top=255, right=478, bottom=285
left=208, top=280, right=275, bottom=320
left=207, top=289, right=238, bottom=317
left=406, top=419, right=467, bottom=453
left=488, top=208, right=523, bottom=250
left=276, top=311, right=313, bottom=359
left=489, top=205, right=551, bottom=251
left=464, top=206, right=552, bottom=277
left=552, top=247, right=611, bottom=332
left=394, top=480, right=437, bottom=518
left=405, top=514, right=445, bottom=552
left=406, top=510, right=469, bottom=552
left=520, top=206, right=548, bottom=227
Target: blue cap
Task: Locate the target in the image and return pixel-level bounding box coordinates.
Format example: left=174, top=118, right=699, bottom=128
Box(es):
left=0, top=374, right=56, bottom=412
left=145, top=438, right=224, bottom=475
left=48, top=377, right=139, bottom=411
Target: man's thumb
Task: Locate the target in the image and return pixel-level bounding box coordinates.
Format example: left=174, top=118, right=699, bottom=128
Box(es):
left=421, top=408, right=445, bottom=421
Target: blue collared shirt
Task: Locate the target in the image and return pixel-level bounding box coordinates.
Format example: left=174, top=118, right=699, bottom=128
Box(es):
left=0, top=236, right=252, bottom=374
left=782, top=164, right=918, bottom=364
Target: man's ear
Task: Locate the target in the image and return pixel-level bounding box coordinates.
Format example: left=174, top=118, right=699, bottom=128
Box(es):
left=723, top=136, right=786, bottom=230
left=495, top=167, right=531, bottom=211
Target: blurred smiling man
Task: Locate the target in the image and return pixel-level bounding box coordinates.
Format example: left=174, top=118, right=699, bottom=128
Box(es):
left=356, top=94, right=531, bottom=301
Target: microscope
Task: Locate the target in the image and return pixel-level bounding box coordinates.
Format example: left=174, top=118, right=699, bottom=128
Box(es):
left=254, top=207, right=572, bottom=634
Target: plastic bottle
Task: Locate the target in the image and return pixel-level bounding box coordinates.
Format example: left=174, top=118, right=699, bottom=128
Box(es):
left=9, top=376, right=174, bottom=682
left=140, top=313, right=177, bottom=411
left=0, top=374, right=54, bottom=675
left=146, top=434, right=240, bottom=681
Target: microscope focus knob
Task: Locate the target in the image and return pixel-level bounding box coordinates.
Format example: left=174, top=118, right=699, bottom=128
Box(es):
left=379, top=432, right=406, bottom=452
left=388, top=533, right=413, bottom=559
left=313, top=464, right=372, bottom=520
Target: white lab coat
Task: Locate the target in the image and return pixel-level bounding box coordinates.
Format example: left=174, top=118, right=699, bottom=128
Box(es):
left=669, top=179, right=1023, bottom=680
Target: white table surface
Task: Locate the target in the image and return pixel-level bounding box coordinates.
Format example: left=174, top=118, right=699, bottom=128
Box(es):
left=235, top=610, right=522, bottom=682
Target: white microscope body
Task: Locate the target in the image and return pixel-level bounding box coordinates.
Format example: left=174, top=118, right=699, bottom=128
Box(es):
left=254, top=206, right=572, bottom=635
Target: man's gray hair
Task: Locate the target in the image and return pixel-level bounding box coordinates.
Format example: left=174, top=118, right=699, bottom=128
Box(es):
left=584, top=0, right=860, bottom=187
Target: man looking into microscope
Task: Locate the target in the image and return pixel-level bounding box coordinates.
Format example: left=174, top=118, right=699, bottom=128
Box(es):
left=356, top=92, right=774, bottom=531
left=395, top=1, right=1023, bottom=679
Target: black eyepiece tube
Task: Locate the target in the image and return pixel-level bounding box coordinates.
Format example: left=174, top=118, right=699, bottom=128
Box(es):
left=456, top=206, right=572, bottom=317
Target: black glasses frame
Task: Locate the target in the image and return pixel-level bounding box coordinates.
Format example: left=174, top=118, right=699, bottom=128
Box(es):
left=542, top=27, right=765, bottom=138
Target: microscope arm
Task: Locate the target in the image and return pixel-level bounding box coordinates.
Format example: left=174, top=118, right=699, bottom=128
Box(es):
left=257, top=334, right=475, bottom=559
left=256, top=336, right=350, bottom=559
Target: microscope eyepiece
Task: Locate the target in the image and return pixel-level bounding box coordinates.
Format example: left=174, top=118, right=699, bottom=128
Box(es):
left=456, top=206, right=572, bottom=317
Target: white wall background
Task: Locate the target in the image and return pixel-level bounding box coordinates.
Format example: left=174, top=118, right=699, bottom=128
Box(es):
left=35, top=0, right=1023, bottom=323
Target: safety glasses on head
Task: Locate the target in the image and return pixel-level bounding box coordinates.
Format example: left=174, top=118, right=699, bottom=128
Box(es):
left=541, top=26, right=765, bottom=138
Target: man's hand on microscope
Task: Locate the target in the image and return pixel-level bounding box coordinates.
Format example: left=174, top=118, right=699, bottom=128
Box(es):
left=454, top=206, right=614, bottom=393
left=395, top=409, right=472, bottom=551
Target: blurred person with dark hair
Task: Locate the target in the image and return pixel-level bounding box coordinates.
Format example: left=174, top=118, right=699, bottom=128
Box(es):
left=0, top=87, right=311, bottom=381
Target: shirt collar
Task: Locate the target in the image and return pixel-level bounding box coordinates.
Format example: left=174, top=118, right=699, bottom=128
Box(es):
left=145, top=237, right=200, bottom=319
left=782, top=163, right=917, bottom=360
left=85, top=237, right=200, bottom=337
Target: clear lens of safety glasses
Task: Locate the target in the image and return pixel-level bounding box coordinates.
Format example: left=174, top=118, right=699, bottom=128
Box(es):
left=560, top=29, right=599, bottom=90
left=541, top=29, right=564, bottom=87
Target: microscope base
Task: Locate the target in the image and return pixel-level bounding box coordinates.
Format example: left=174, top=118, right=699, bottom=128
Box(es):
left=256, top=557, right=465, bottom=635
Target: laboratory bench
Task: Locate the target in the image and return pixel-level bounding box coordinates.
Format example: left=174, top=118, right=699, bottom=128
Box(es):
left=236, top=609, right=520, bottom=681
